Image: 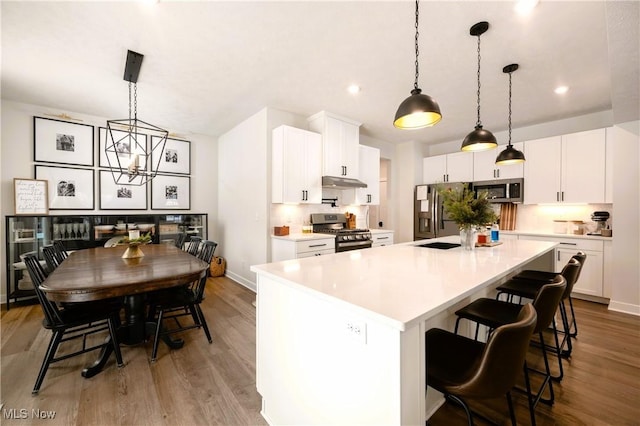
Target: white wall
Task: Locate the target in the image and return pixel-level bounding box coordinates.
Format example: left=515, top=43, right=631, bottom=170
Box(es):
left=394, top=140, right=422, bottom=243
left=217, top=107, right=310, bottom=290
left=0, top=100, right=217, bottom=303
left=608, top=121, right=640, bottom=315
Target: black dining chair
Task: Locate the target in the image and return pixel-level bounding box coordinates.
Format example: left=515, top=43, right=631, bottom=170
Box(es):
left=23, top=253, right=124, bottom=394
left=454, top=276, right=567, bottom=424
left=426, top=304, right=537, bottom=426
left=148, top=268, right=211, bottom=362
left=52, top=240, right=69, bottom=260
left=174, top=233, right=187, bottom=250
left=42, top=245, right=63, bottom=274
left=186, top=236, right=202, bottom=256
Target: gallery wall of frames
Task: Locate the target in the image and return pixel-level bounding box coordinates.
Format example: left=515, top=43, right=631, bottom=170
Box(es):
left=31, top=116, right=191, bottom=212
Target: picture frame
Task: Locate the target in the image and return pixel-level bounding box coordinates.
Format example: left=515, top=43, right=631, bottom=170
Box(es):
left=151, top=137, right=190, bottom=175
left=34, top=116, right=94, bottom=166
left=151, top=174, right=190, bottom=210
left=14, top=178, right=49, bottom=215
left=98, top=126, right=148, bottom=169
left=35, top=165, right=95, bottom=210
left=99, top=170, right=148, bottom=210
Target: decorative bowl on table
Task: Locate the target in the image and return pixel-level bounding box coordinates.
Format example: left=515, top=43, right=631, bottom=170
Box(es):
left=120, top=234, right=152, bottom=259
left=136, top=224, right=154, bottom=232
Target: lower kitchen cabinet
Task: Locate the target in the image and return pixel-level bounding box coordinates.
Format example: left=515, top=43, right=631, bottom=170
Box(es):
left=518, top=235, right=607, bottom=300
left=271, top=236, right=335, bottom=261
left=371, top=231, right=394, bottom=247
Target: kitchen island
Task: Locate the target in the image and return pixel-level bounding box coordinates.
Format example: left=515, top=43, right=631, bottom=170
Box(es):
left=251, top=236, right=557, bottom=425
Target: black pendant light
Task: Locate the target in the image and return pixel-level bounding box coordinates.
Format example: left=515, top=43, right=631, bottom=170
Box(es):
left=105, top=50, right=169, bottom=185
left=461, top=22, right=497, bottom=152
left=393, top=0, right=442, bottom=129
left=496, top=64, right=526, bottom=165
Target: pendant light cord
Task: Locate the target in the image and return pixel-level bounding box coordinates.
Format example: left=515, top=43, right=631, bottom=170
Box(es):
left=128, top=81, right=139, bottom=135
left=476, top=34, right=482, bottom=127
left=507, top=70, right=513, bottom=146
left=413, top=0, right=420, bottom=90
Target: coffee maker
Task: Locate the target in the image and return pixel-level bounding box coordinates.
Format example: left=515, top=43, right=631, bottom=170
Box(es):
left=589, top=211, right=610, bottom=235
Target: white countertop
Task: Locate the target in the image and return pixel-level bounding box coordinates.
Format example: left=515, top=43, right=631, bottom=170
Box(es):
left=503, top=230, right=612, bottom=241
left=252, top=236, right=556, bottom=330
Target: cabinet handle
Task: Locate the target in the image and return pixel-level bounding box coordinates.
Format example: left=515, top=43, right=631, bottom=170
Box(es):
left=496, top=169, right=500, bottom=178
left=559, top=242, right=577, bottom=246
left=557, top=192, right=560, bottom=202
left=309, top=243, right=327, bottom=248
left=561, top=192, right=565, bottom=202
left=378, top=237, right=389, bottom=240
left=367, top=194, right=371, bottom=203
left=557, top=251, right=560, bottom=261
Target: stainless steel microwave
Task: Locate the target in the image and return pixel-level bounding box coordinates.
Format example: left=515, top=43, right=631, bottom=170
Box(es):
left=472, top=178, right=524, bottom=203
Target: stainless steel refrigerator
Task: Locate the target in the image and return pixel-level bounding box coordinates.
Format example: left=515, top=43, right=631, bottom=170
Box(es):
left=414, top=183, right=467, bottom=240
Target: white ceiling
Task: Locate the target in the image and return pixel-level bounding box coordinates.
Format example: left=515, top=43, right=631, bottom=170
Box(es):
left=2, top=1, right=638, bottom=146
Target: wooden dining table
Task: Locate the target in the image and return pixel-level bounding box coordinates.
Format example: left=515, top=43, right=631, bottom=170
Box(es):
left=40, top=243, right=209, bottom=377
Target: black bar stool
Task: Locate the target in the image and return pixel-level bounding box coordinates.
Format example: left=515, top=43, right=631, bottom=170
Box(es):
left=511, top=252, right=586, bottom=339
left=426, top=304, right=537, bottom=426
left=454, top=277, right=567, bottom=425
left=496, top=256, right=583, bottom=369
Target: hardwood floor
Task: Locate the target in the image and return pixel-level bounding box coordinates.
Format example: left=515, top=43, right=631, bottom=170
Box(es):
left=2, top=278, right=639, bottom=425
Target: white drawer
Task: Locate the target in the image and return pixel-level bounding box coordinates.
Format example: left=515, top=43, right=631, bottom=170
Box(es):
left=520, top=235, right=603, bottom=252
left=296, top=238, right=335, bottom=254
left=297, top=248, right=335, bottom=258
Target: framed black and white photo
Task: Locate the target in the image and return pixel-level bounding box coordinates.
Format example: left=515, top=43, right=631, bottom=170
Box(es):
left=151, top=175, right=190, bottom=210
left=35, top=165, right=94, bottom=210
left=34, top=117, right=94, bottom=166
left=151, top=137, right=190, bottom=175
left=99, top=170, right=147, bottom=210
left=98, top=126, right=148, bottom=169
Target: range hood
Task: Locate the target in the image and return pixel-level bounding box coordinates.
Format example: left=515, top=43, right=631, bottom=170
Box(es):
left=322, top=176, right=367, bottom=189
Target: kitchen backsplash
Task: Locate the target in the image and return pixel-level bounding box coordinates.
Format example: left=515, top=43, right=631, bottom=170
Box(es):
left=515, top=203, right=613, bottom=234
left=271, top=202, right=370, bottom=233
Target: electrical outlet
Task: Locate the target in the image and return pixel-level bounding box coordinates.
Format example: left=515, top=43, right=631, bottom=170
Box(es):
left=346, top=320, right=367, bottom=344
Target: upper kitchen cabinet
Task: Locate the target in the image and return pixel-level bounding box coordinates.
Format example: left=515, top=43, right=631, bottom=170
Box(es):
left=473, top=142, right=524, bottom=181
left=308, top=111, right=361, bottom=179
left=423, top=152, right=473, bottom=184
left=355, top=145, right=380, bottom=205
left=524, top=129, right=606, bottom=204
left=272, top=125, right=322, bottom=204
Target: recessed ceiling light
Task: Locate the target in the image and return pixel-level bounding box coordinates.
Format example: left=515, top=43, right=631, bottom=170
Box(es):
left=347, top=84, right=361, bottom=95
left=554, top=85, right=569, bottom=95
left=514, top=0, right=539, bottom=15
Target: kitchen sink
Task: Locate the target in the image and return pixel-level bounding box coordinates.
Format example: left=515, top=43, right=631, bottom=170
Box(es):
left=417, top=242, right=461, bottom=250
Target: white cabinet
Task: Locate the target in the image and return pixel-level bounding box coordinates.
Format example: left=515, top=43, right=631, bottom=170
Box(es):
left=473, top=143, right=524, bottom=181
left=271, top=237, right=335, bottom=261
left=524, top=129, right=606, bottom=204
left=371, top=232, right=394, bottom=247
left=605, top=127, right=613, bottom=203
left=518, top=235, right=605, bottom=298
left=308, top=111, right=361, bottom=179
left=272, top=125, right=322, bottom=204
left=422, top=152, right=474, bottom=184
left=355, top=145, right=380, bottom=205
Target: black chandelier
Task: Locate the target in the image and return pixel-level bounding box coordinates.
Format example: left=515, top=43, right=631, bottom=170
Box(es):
left=105, top=50, right=168, bottom=186
left=496, top=64, right=526, bottom=165
left=393, top=0, right=442, bottom=129
left=461, top=21, right=497, bottom=152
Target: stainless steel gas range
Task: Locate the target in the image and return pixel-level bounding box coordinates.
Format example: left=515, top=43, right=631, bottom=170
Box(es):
left=310, top=213, right=372, bottom=252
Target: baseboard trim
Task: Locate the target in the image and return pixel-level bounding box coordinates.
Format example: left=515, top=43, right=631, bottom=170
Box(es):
left=608, top=300, right=640, bottom=316
left=223, top=270, right=257, bottom=292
